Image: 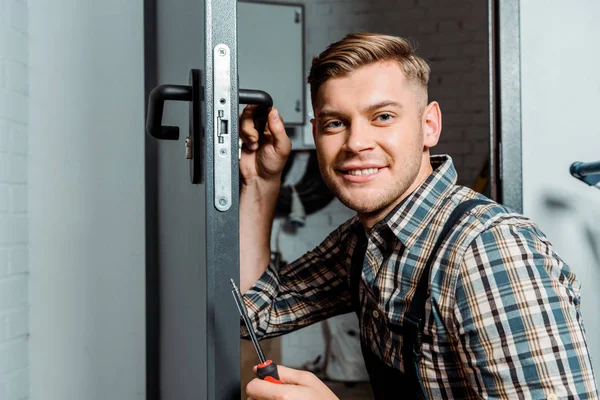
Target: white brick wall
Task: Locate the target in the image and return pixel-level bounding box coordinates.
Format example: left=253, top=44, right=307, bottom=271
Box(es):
left=0, top=0, right=30, bottom=398
left=243, top=0, right=491, bottom=372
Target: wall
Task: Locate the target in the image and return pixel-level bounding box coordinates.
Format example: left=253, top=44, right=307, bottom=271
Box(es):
left=0, top=0, right=30, bottom=398
left=241, top=0, right=491, bottom=370
left=520, top=0, right=600, bottom=383
left=28, top=1, right=146, bottom=399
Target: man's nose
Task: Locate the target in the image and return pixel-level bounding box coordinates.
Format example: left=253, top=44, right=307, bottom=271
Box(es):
left=344, top=121, right=376, bottom=154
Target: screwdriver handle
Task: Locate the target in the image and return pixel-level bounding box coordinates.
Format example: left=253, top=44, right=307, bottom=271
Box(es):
left=257, top=360, right=281, bottom=384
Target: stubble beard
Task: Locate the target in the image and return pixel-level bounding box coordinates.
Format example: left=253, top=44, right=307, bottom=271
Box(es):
left=319, top=147, right=424, bottom=216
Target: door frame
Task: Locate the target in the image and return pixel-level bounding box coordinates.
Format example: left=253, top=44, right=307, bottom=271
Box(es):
left=489, top=0, right=523, bottom=212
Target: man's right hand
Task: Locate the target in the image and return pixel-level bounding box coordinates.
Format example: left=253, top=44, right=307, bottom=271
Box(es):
left=239, top=105, right=291, bottom=184
left=239, top=105, right=291, bottom=293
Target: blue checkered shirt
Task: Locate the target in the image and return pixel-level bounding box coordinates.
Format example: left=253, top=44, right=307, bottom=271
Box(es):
left=242, top=155, right=598, bottom=399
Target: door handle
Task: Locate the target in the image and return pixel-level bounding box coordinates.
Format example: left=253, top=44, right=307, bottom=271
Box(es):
left=146, top=69, right=203, bottom=183
left=146, top=84, right=193, bottom=140
left=145, top=69, right=273, bottom=185
left=239, top=89, right=273, bottom=138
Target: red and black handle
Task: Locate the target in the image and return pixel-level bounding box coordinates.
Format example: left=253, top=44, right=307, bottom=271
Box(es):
left=256, top=360, right=281, bottom=384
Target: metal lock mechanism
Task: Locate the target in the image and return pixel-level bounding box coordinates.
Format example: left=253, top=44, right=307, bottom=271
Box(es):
left=145, top=45, right=273, bottom=212
left=185, top=137, right=193, bottom=159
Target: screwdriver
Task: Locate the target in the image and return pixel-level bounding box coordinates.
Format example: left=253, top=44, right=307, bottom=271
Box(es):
left=230, top=279, right=282, bottom=384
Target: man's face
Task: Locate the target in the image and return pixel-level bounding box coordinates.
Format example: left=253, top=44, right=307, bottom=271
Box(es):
left=311, top=60, right=440, bottom=223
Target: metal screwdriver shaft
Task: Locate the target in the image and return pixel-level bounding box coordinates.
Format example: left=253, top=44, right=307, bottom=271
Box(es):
left=230, top=279, right=266, bottom=364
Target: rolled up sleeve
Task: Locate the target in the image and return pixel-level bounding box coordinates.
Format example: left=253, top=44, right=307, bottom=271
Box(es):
left=241, top=222, right=355, bottom=340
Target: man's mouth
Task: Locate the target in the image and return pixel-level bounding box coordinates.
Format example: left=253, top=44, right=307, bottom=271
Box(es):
left=345, top=168, right=380, bottom=176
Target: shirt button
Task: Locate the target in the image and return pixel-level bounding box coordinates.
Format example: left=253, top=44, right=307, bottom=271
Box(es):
left=372, top=310, right=379, bottom=318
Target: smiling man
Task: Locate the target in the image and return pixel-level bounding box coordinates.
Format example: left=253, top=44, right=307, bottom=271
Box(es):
left=310, top=57, right=437, bottom=229
left=238, top=33, right=598, bottom=399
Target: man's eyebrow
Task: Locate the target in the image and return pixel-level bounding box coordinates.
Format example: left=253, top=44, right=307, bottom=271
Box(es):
left=316, top=109, right=344, bottom=120
left=363, top=100, right=403, bottom=114
left=316, top=101, right=403, bottom=119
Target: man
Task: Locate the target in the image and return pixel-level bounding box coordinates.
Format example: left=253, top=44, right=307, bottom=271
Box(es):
left=238, top=32, right=598, bottom=399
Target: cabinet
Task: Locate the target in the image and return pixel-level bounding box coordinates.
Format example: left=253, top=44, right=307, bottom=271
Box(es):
left=238, top=1, right=305, bottom=126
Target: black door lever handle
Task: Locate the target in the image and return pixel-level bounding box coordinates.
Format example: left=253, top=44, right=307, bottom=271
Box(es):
left=145, top=70, right=274, bottom=186
left=146, top=84, right=193, bottom=140
left=146, top=87, right=272, bottom=141
left=239, top=89, right=273, bottom=137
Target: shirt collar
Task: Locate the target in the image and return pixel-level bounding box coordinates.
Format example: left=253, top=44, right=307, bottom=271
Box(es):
left=368, top=154, right=458, bottom=249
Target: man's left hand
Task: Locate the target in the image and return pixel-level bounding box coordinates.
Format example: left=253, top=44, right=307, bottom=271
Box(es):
left=246, top=364, right=339, bottom=400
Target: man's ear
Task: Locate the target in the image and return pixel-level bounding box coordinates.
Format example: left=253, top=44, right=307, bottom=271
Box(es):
left=422, top=101, right=442, bottom=148
left=311, top=118, right=316, bottom=141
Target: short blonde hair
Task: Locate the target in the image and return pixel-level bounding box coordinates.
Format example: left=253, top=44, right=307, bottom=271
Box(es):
left=307, top=32, right=431, bottom=113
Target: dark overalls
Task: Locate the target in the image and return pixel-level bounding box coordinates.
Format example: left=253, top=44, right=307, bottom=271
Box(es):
left=349, top=199, right=489, bottom=400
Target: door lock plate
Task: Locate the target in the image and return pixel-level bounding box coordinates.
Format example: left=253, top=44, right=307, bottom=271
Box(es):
left=213, top=44, right=232, bottom=212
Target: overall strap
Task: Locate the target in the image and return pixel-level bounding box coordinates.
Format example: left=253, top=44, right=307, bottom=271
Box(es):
left=403, top=198, right=491, bottom=399
left=350, top=225, right=367, bottom=317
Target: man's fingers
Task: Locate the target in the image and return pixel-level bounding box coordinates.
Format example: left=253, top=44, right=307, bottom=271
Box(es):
left=240, top=105, right=290, bottom=155
left=276, top=365, right=317, bottom=385
left=240, top=105, right=260, bottom=150
left=246, top=378, right=293, bottom=400
left=266, top=109, right=284, bottom=141
left=266, top=108, right=292, bottom=155
left=246, top=366, right=318, bottom=400
left=252, top=364, right=316, bottom=386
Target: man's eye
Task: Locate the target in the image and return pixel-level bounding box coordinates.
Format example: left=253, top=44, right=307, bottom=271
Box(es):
left=376, top=113, right=393, bottom=122
left=325, top=120, right=344, bottom=129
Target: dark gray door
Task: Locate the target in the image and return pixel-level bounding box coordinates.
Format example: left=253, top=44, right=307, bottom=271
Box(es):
left=144, top=0, right=244, bottom=399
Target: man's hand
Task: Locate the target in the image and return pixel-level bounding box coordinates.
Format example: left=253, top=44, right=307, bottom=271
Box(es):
left=239, top=105, right=292, bottom=293
left=239, top=105, right=292, bottom=184
left=246, top=365, right=339, bottom=400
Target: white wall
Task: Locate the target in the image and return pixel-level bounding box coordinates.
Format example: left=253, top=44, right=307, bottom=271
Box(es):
left=0, top=0, right=30, bottom=398
left=520, top=0, right=600, bottom=383
left=28, top=1, right=146, bottom=399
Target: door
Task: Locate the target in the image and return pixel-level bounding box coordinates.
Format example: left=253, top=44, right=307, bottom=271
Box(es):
left=144, top=0, right=269, bottom=398
left=145, top=0, right=209, bottom=399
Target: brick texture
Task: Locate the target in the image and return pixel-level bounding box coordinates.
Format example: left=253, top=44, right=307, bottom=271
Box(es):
left=0, top=0, right=30, bottom=398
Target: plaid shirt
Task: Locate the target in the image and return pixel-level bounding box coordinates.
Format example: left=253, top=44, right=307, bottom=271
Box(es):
left=242, top=155, right=598, bottom=399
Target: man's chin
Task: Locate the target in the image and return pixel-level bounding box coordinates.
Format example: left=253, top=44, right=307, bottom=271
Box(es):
left=337, top=196, right=386, bottom=215
left=325, top=178, right=395, bottom=212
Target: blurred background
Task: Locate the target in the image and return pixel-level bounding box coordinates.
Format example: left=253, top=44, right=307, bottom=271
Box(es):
left=0, top=0, right=599, bottom=399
